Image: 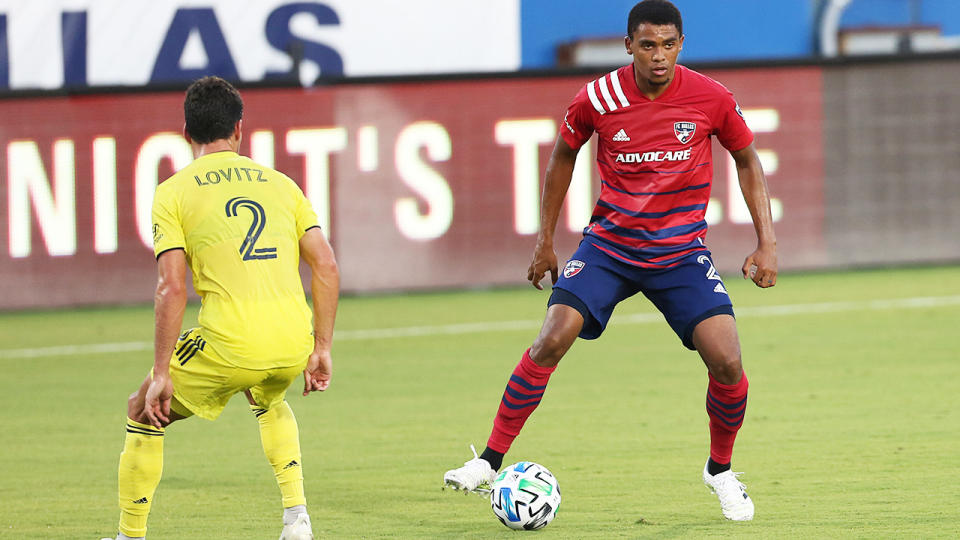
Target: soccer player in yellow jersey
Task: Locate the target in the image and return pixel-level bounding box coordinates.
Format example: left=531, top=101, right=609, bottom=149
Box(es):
left=104, top=77, right=338, bottom=540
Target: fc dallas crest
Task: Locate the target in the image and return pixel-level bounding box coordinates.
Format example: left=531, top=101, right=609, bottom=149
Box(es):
left=563, top=260, right=585, bottom=278
left=674, top=121, right=696, bottom=144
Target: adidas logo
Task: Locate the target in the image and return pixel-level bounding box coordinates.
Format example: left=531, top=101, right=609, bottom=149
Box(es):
left=133, top=497, right=148, bottom=504
left=283, top=460, right=300, bottom=470
left=713, top=283, right=728, bottom=295
left=612, top=128, right=630, bottom=142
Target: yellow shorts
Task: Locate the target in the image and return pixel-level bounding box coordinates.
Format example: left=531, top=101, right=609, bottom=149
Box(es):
left=166, top=328, right=307, bottom=420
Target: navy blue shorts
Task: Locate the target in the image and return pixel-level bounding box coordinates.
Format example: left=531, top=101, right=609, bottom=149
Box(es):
left=548, top=240, right=734, bottom=350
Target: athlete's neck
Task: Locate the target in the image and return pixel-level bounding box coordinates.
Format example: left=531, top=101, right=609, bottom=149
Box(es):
left=191, top=139, right=238, bottom=159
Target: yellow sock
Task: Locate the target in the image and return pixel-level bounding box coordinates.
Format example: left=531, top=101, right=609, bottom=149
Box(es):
left=253, top=401, right=306, bottom=508
left=117, top=418, right=164, bottom=538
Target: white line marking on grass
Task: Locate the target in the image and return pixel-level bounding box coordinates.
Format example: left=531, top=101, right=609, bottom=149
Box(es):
left=336, top=318, right=546, bottom=340
left=2, top=295, right=959, bottom=359
left=0, top=341, right=153, bottom=359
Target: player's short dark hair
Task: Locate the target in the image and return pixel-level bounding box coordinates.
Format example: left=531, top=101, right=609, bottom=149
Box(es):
left=627, top=0, right=683, bottom=38
left=183, top=76, right=243, bottom=144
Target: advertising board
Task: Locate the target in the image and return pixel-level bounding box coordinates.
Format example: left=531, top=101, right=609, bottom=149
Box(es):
left=0, top=66, right=824, bottom=308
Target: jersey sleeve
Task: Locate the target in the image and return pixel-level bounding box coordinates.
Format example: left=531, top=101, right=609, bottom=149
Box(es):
left=291, top=180, right=320, bottom=236
left=559, top=85, right=598, bottom=150
left=713, top=91, right=754, bottom=152
left=151, top=183, right=185, bottom=258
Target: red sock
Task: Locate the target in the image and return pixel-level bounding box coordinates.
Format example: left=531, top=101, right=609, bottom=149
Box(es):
left=486, top=349, right=556, bottom=454
left=706, top=371, right=748, bottom=464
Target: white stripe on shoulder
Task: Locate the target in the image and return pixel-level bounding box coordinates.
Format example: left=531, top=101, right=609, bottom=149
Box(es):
left=608, top=69, right=630, bottom=108
left=585, top=80, right=606, bottom=114
left=597, top=74, right=618, bottom=111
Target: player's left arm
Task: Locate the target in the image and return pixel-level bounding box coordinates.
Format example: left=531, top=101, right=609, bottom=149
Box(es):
left=144, top=248, right=188, bottom=427
left=299, top=227, right=340, bottom=395
left=730, top=142, right=778, bottom=288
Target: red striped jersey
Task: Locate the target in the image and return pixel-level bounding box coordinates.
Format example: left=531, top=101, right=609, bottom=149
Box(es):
left=560, top=64, right=753, bottom=268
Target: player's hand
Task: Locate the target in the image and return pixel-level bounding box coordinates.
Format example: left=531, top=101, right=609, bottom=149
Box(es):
left=143, top=371, right=173, bottom=428
left=303, top=349, right=332, bottom=395
left=742, top=244, right=778, bottom=288
left=527, top=243, right=559, bottom=290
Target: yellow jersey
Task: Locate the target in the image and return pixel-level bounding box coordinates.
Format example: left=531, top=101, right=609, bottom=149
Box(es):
left=151, top=151, right=318, bottom=369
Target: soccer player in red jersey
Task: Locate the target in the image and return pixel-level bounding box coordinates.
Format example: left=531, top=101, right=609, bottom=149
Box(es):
left=444, top=0, right=776, bottom=521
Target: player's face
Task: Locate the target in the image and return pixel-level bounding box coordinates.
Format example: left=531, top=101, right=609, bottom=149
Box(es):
left=625, top=23, right=683, bottom=90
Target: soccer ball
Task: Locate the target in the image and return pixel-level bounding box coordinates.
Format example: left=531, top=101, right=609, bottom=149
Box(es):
left=489, top=461, right=561, bottom=530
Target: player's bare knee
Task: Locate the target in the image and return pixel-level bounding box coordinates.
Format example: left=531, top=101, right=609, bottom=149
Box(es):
left=127, top=392, right=144, bottom=421
left=707, top=354, right=743, bottom=385
left=530, top=335, right=569, bottom=367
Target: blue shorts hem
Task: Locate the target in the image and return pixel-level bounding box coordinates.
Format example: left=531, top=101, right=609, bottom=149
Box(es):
left=548, top=287, right=601, bottom=340
left=682, top=305, right=735, bottom=350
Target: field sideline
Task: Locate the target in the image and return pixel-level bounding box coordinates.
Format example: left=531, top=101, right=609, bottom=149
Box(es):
left=1, top=266, right=958, bottom=538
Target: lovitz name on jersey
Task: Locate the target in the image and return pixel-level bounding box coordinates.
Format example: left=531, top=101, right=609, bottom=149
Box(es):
left=615, top=148, right=691, bottom=164
left=195, top=168, right=268, bottom=186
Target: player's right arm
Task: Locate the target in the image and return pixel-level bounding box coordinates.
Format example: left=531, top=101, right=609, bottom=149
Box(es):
left=298, top=227, right=340, bottom=395
left=528, top=135, right=579, bottom=290
left=145, top=183, right=188, bottom=427
left=529, top=86, right=596, bottom=290
left=145, top=248, right=188, bottom=427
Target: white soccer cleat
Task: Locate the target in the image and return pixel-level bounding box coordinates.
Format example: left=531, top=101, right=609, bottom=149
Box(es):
left=703, top=461, right=754, bottom=521
left=443, top=444, right=497, bottom=494
left=279, top=513, right=314, bottom=540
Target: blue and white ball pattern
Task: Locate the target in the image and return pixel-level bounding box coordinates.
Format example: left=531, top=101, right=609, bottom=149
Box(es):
left=490, top=462, right=561, bottom=530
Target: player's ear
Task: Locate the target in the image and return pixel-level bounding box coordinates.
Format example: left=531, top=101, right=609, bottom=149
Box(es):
left=182, top=124, right=192, bottom=144
left=678, top=35, right=684, bottom=51
left=234, top=120, right=243, bottom=147
left=624, top=35, right=632, bottom=55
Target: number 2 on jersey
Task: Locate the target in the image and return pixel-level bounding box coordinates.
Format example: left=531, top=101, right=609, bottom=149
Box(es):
left=225, top=197, right=277, bottom=260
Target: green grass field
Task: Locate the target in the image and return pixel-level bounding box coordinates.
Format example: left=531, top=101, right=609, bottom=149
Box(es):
left=1, top=266, right=958, bottom=539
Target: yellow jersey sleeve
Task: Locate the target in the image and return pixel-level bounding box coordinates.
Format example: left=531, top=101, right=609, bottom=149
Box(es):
left=152, top=183, right=185, bottom=257
left=291, top=179, right=320, bottom=236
